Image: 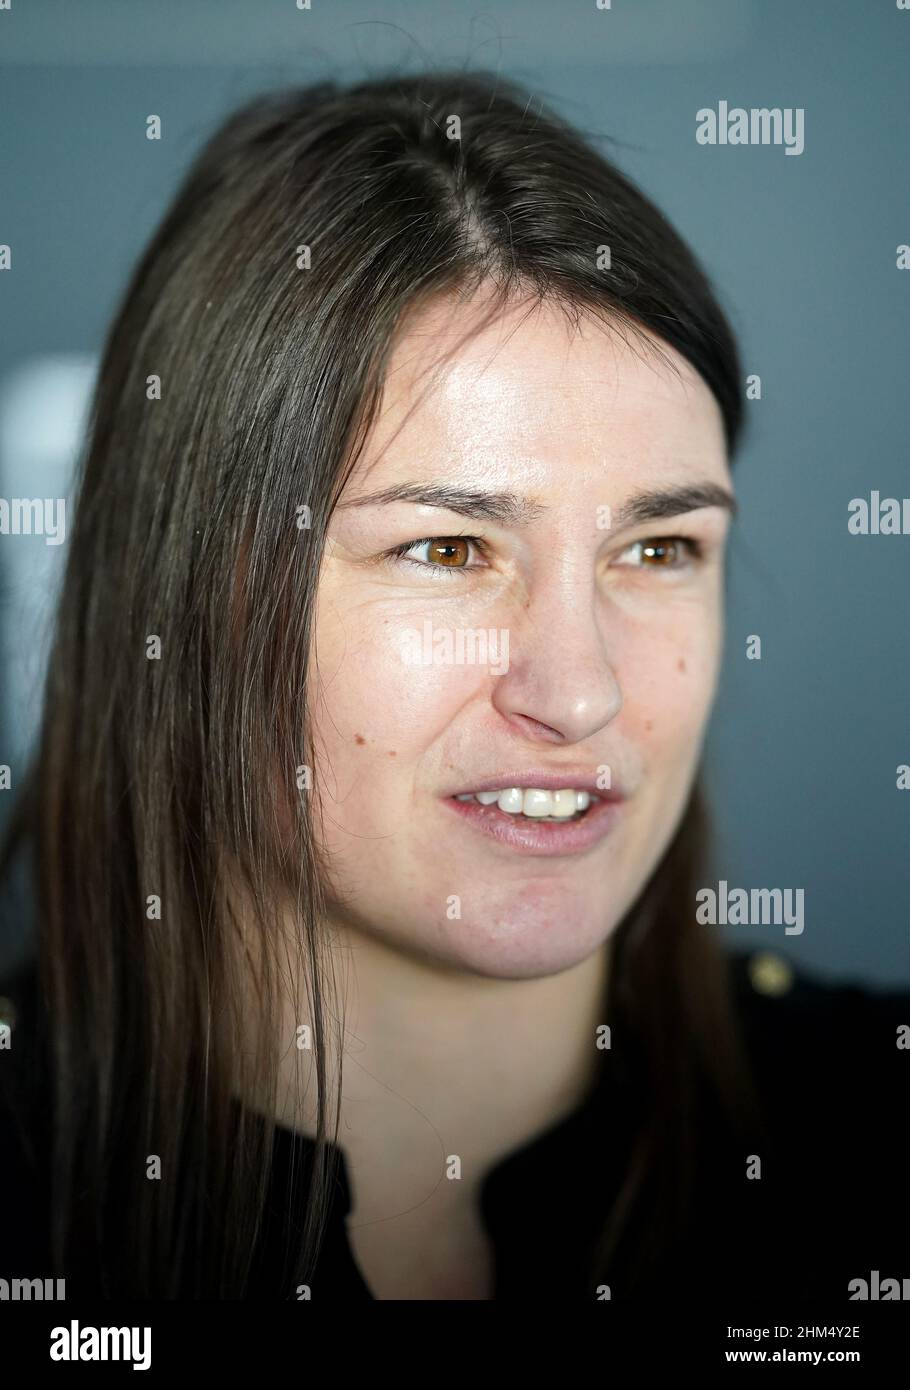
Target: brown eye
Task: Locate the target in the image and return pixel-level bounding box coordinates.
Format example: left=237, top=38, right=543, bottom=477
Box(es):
left=641, top=540, right=680, bottom=566
left=426, top=538, right=470, bottom=567
left=614, top=536, right=701, bottom=571
left=385, top=534, right=485, bottom=576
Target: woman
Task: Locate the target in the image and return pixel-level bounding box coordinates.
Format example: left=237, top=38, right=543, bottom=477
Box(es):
left=0, top=71, right=906, bottom=1305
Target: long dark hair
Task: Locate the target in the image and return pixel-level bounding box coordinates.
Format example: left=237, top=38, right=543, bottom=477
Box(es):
left=1, top=70, right=759, bottom=1298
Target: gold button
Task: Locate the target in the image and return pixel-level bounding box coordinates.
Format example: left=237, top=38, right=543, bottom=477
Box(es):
left=0, top=995, right=17, bottom=1031
left=748, top=952, right=794, bottom=997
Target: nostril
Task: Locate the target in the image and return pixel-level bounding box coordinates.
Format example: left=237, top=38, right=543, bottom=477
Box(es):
left=505, top=714, right=565, bottom=742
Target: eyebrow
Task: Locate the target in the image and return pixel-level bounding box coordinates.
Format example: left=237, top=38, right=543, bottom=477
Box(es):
left=336, top=480, right=737, bottom=527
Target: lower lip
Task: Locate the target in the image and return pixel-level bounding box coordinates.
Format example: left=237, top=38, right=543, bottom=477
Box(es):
left=443, top=795, right=624, bottom=856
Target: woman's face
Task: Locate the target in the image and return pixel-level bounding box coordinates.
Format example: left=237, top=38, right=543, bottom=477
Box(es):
left=308, top=293, right=734, bottom=979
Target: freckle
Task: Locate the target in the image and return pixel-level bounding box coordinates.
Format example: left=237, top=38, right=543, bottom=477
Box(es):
left=354, top=733, right=366, bottom=745
left=644, top=719, right=653, bottom=733
left=677, top=657, right=687, bottom=673
left=388, top=749, right=396, bottom=757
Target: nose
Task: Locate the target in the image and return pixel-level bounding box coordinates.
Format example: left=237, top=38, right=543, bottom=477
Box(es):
left=489, top=572, right=623, bottom=746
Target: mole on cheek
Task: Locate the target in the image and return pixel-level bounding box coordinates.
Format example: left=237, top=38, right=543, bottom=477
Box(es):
left=644, top=719, right=654, bottom=733
left=677, top=657, right=687, bottom=673
left=354, top=733, right=366, bottom=745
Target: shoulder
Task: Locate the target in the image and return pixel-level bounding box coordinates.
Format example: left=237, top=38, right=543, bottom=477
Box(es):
left=0, top=956, right=53, bottom=1268
left=724, top=947, right=908, bottom=1190
left=690, top=951, right=910, bottom=1301
left=727, top=946, right=910, bottom=1061
left=0, top=952, right=45, bottom=1076
left=0, top=954, right=46, bottom=1124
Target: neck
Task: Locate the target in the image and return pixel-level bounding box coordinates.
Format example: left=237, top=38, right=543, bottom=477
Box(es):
left=269, top=916, right=612, bottom=1221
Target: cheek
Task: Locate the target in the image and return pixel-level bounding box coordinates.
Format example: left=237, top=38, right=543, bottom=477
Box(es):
left=308, top=606, right=480, bottom=808
left=611, top=611, right=721, bottom=879
left=618, top=605, right=722, bottom=747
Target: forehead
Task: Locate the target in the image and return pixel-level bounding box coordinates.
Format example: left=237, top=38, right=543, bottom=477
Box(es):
left=347, top=291, right=729, bottom=495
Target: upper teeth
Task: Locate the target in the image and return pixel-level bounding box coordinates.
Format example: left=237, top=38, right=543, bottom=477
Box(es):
left=455, top=788, right=594, bottom=818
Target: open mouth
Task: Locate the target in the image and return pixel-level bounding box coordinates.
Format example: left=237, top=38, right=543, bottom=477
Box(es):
left=453, top=787, right=599, bottom=822
left=444, top=785, right=624, bottom=855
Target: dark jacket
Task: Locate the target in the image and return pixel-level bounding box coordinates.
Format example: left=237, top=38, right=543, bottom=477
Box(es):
left=0, top=949, right=908, bottom=1302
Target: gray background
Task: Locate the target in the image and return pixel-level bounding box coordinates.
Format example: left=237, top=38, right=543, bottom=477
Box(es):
left=1, top=0, right=907, bottom=984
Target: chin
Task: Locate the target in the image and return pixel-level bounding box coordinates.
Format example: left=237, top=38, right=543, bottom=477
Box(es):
left=412, top=880, right=626, bottom=980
